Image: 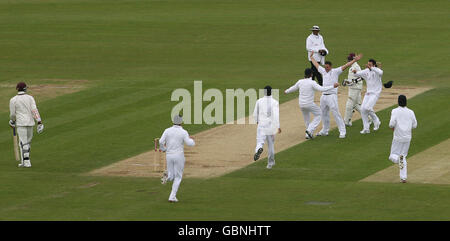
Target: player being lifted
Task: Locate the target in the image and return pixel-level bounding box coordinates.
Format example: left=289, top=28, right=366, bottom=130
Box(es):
left=9, top=82, right=44, bottom=167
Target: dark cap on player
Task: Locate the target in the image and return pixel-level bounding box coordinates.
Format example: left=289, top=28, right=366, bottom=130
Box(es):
left=16, top=82, right=27, bottom=91
left=304, top=68, right=313, bottom=78
left=347, top=53, right=355, bottom=61
left=264, top=85, right=272, bottom=96
left=398, top=95, right=407, bottom=107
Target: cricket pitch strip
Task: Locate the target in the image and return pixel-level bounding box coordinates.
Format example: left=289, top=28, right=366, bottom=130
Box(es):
left=361, top=138, right=450, bottom=185
left=89, top=86, right=432, bottom=179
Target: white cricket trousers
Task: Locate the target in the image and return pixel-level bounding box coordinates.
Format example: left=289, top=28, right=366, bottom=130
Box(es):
left=344, top=88, right=362, bottom=124
left=300, top=104, right=322, bottom=133
left=255, top=127, right=275, bottom=166
left=17, top=126, right=33, bottom=165
left=388, top=140, right=410, bottom=180
left=166, top=152, right=185, bottom=200
left=320, top=94, right=346, bottom=135
left=361, top=92, right=380, bottom=131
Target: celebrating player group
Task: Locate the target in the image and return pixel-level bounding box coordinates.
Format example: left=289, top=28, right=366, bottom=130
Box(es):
left=253, top=25, right=417, bottom=185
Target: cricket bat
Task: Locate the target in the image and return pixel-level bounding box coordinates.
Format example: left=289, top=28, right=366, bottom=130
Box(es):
left=12, top=127, right=20, bottom=161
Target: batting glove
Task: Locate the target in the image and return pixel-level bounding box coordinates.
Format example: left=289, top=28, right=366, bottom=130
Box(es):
left=9, top=120, right=16, bottom=128
left=37, top=123, right=44, bottom=134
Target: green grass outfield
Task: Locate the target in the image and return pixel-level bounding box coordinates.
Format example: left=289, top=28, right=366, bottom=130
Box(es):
left=0, top=0, right=449, bottom=220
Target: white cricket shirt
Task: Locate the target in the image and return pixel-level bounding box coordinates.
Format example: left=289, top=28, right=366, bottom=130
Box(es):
left=355, top=67, right=383, bottom=95
left=9, top=91, right=41, bottom=127
left=389, top=106, right=417, bottom=142
left=159, top=125, right=195, bottom=154
left=318, top=66, right=343, bottom=95
left=285, top=77, right=335, bottom=106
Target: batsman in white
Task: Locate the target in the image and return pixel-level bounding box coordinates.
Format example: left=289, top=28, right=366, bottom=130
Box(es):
left=310, top=51, right=363, bottom=138
left=284, top=68, right=339, bottom=140
left=353, top=59, right=383, bottom=134
left=9, top=82, right=44, bottom=168
left=253, top=86, right=281, bottom=169
left=342, top=53, right=371, bottom=127
left=388, top=95, right=417, bottom=183
left=159, top=115, right=195, bottom=203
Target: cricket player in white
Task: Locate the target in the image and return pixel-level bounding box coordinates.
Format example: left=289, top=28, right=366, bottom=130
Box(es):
left=306, top=25, right=328, bottom=86
left=9, top=82, right=44, bottom=168
left=353, top=59, right=383, bottom=134
left=310, top=51, right=362, bottom=138
left=284, top=68, right=339, bottom=139
left=159, top=115, right=195, bottom=202
left=342, top=53, right=364, bottom=126
left=388, top=95, right=417, bottom=183
left=253, top=86, right=281, bottom=169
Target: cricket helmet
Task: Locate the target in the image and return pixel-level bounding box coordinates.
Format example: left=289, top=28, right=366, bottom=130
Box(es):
left=16, top=82, right=27, bottom=91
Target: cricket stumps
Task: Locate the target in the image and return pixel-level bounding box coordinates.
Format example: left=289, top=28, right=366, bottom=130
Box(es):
left=153, top=138, right=166, bottom=173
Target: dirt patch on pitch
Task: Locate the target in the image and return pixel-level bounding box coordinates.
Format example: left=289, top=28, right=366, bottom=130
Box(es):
left=360, top=139, right=450, bottom=185
left=90, top=86, right=431, bottom=178
left=0, top=79, right=89, bottom=112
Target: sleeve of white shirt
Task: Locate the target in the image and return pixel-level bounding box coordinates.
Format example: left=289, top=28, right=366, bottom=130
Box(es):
left=159, top=129, right=167, bottom=151
left=306, top=36, right=315, bottom=52
left=317, top=65, right=326, bottom=75
left=312, top=82, right=334, bottom=92
left=371, top=67, right=383, bottom=76
left=355, top=69, right=369, bottom=79
left=274, top=100, right=280, bottom=129
left=411, top=110, right=417, bottom=129
left=285, top=80, right=300, bottom=94
left=9, top=98, right=16, bottom=121
left=253, top=100, right=259, bottom=123
left=389, top=109, right=396, bottom=128
left=184, top=131, right=195, bottom=146
left=30, top=96, right=42, bottom=122
left=334, top=67, right=343, bottom=76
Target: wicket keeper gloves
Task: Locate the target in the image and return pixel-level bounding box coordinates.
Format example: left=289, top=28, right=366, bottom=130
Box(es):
left=37, top=123, right=44, bottom=134
left=384, top=81, right=393, bottom=88
left=9, top=120, right=15, bottom=128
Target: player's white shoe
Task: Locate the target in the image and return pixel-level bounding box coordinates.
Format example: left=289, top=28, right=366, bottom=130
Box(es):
left=360, top=129, right=370, bottom=134
left=373, top=121, right=381, bottom=131
left=339, top=134, right=346, bottom=139
left=266, top=163, right=275, bottom=169
left=254, top=148, right=263, bottom=161
left=18, top=160, right=31, bottom=168
left=24, top=160, right=31, bottom=168
left=305, top=130, right=314, bottom=139
left=168, top=197, right=179, bottom=203
left=316, top=131, right=328, bottom=136
left=161, top=171, right=168, bottom=184
left=345, top=121, right=352, bottom=127
left=400, top=179, right=407, bottom=183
